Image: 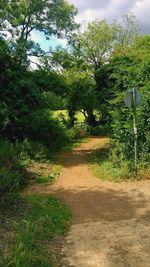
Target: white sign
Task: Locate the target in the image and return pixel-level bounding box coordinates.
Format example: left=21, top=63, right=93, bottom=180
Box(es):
left=124, top=88, right=142, bottom=108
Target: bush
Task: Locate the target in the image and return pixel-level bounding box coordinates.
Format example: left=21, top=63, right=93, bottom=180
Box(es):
left=110, top=83, right=150, bottom=170
left=0, top=140, right=23, bottom=203
left=28, top=110, right=71, bottom=153
left=109, top=38, right=150, bottom=171
left=19, top=138, right=52, bottom=162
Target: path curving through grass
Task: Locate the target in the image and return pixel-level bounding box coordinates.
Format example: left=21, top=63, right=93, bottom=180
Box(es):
left=28, top=137, right=150, bottom=267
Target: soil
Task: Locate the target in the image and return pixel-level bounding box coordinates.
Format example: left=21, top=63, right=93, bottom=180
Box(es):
left=27, top=137, right=150, bottom=267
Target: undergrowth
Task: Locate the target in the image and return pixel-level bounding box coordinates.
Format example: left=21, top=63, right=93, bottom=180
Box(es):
left=88, top=143, right=150, bottom=182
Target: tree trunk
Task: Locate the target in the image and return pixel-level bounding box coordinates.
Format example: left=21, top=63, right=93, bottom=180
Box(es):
left=86, top=110, right=97, bottom=127
left=68, top=109, right=76, bottom=127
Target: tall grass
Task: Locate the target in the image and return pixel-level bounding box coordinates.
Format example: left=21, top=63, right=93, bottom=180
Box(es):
left=88, top=143, right=150, bottom=182
left=2, top=195, right=71, bottom=267
left=88, top=144, right=132, bottom=182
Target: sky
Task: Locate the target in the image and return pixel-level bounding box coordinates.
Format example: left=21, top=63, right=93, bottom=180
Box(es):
left=1, top=0, right=148, bottom=69
left=32, top=0, right=150, bottom=54
left=69, top=0, right=150, bottom=34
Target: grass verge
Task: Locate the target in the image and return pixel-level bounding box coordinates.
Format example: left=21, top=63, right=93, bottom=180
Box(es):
left=87, top=144, right=133, bottom=182
left=0, top=194, right=71, bottom=267
left=88, top=143, right=150, bottom=182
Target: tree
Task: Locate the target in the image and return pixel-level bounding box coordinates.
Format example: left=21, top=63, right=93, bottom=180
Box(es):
left=0, top=0, right=77, bottom=65
left=0, top=0, right=8, bottom=29
left=65, top=71, right=97, bottom=126
left=76, top=20, right=119, bottom=70
left=117, top=13, right=138, bottom=48
left=0, top=0, right=78, bottom=139
left=72, top=14, right=139, bottom=126
left=0, top=39, right=45, bottom=139
left=49, top=19, right=121, bottom=126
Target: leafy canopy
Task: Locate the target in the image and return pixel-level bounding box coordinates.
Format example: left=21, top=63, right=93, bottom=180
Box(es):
left=0, top=0, right=77, bottom=65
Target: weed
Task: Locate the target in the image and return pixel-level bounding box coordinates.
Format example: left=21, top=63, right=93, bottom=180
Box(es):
left=88, top=142, right=150, bottom=181
left=88, top=144, right=132, bottom=182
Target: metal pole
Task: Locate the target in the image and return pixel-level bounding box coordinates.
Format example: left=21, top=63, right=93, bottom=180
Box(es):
left=132, top=88, right=138, bottom=173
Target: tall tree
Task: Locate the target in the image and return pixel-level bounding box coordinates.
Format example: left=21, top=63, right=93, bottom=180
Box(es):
left=75, top=20, right=119, bottom=70
left=117, top=13, right=138, bottom=48
left=0, top=0, right=77, bottom=65
left=71, top=14, right=139, bottom=125
left=65, top=71, right=97, bottom=126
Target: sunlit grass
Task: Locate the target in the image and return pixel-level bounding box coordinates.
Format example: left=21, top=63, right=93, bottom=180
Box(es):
left=88, top=141, right=150, bottom=182
left=88, top=144, right=132, bottom=182
left=36, top=175, right=57, bottom=184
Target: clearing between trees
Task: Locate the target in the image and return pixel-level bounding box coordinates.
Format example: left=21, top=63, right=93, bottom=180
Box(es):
left=27, top=137, right=150, bottom=267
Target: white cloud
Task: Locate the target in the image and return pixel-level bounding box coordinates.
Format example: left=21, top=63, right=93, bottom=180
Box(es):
left=69, top=0, right=150, bottom=33
left=131, top=0, right=150, bottom=33
left=30, top=31, right=41, bottom=42
left=27, top=0, right=150, bottom=54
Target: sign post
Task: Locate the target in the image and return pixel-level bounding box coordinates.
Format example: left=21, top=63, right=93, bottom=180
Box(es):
left=124, top=88, right=142, bottom=172
left=132, top=88, right=138, bottom=172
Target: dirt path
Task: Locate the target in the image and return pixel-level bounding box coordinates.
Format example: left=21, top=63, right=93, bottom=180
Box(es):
left=29, top=137, right=150, bottom=267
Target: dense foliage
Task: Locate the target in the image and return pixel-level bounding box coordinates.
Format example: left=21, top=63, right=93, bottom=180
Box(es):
left=0, top=0, right=77, bottom=66
left=0, top=140, right=23, bottom=203
left=0, top=0, right=78, bottom=202
left=109, top=36, right=150, bottom=168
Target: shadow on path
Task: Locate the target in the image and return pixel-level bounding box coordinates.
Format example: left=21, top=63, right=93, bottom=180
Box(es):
left=30, top=185, right=150, bottom=223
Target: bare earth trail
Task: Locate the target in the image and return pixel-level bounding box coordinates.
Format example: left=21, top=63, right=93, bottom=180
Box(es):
left=29, top=137, right=150, bottom=267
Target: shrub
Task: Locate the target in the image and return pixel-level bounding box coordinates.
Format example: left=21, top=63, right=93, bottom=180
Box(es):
left=0, top=140, right=23, bottom=203
left=28, top=110, right=71, bottom=153
left=19, top=138, right=52, bottom=162
left=109, top=38, right=150, bottom=171
left=110, top=83, right=150, bottom=170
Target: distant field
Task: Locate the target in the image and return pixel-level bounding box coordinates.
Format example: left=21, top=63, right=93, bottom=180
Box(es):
left=52, top=110, right=85, bottom=123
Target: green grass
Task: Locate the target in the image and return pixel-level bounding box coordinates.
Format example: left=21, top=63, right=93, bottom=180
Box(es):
left=1, top=194, right=71, bottom=267
left=36, top=175, right=56, bottom=184
left=88, top=145, right=132, bottom=182
left=52, top=110, right=85, bottom=123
